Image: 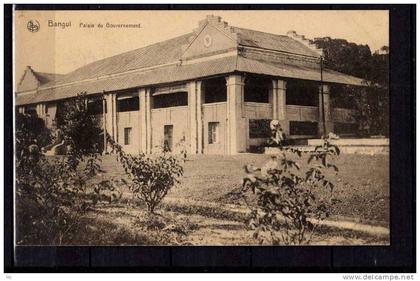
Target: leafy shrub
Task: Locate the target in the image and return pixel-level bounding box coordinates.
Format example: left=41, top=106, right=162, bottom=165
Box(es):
left=108, top=136, right=184, bottom=214
left=15, top=147, right=124, bottom=244
left=55, top=92, right=103, bottom=167
left=15, top=94, right=118, bottom=245
left=241, top=136, right=340, bottom=245
left=15, top=112, right=51, bottom=165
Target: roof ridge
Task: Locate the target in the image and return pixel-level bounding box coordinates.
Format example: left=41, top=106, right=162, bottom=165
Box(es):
left=35, top=71, right=65, bottom=76
left=233, top=26, right=290, bottom=39
left=44, top=32, right=193, bottom=87
left=62, top=32, right=192, bottom=76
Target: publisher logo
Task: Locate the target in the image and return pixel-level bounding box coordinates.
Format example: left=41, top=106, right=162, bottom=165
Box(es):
left=27, top=20, right=40, bottom=33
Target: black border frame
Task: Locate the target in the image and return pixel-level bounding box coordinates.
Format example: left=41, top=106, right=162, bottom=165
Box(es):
left=4, top=4, right=416, bottom=273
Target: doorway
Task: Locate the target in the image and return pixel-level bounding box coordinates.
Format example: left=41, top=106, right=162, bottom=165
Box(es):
left=164, top=125, right=173, bottom=152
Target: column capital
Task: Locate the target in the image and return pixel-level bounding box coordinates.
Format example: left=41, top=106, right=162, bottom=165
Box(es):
left=272, top=79, right=287, bottom=90
left=225, top=74, right=245, bottom=86
left=319, top=84, right=330, bottom=93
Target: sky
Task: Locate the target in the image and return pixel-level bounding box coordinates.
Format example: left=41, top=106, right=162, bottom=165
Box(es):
left=14, top=10, right=389, bottom=84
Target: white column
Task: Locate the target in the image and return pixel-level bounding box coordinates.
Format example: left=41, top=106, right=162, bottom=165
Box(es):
left=189, top=81, right=203, bottom=154
left=139, top=88, right=147, bottom=153
left=112, top=94, right=118, bottom=143
left=145, top=89, right=152, bottom=154
left=197, top=82, right=203, bottom=154
left=36, top=103, right=45, bottom=117
left=226, top=74, right=245, bottom=154
left=188, top=82, right=197, bottom=154
left=318, top=84, right=333, bottom=136
left=102, top=97, right=107, bottom=154
left=272, top=80, right=288, bottom=134
left=271, top=81, right=278, bottom=120
left=105, top=94, right=113, bottom=140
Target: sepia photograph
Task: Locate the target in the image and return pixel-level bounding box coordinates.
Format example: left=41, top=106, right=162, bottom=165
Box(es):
left=13, top=9, right=390, bottom=246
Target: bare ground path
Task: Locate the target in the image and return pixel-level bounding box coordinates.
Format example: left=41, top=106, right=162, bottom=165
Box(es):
left=99, top=153, right=389, bottom=227
left=84, top=200, right=389, bottom=246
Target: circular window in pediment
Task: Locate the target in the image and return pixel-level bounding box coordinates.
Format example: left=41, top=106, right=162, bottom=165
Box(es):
left=203, top=35, right=212, bottom=47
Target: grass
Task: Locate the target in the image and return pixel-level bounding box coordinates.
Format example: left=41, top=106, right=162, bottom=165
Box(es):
left=100, top=152, right=389, bottom=226
left=17, top=151, right=389, bottom=246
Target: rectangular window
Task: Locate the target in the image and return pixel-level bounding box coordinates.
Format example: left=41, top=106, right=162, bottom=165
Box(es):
left=249, top=119, right=271, bottom=139
left=117, top=96, right=139, bottom=112
left=164, top=125, right=174, bottom=151
left=124, top=127, right=132, bottom=145
left=87, top=98, right=104, bottom=115
left=208, top=122, right=220, bottom=144
left=153, top=92, right=188, bottom=109
left=289, top=121, right=318, bottom=136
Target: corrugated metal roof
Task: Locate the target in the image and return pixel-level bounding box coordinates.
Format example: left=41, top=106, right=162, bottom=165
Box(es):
left=234, top=27, right=320, bottom=58
left=16, top=55, right=363, bottom=106
left=16, top=18, right=365, bottom=106
left=16, top=56, right=238, bottom=105
left=37, top=26, right=323, bottom=90
left=40, top=33, right=193, bottom=88
left=236, top=57, right=364, bottom=85
left=34, top=72, right=64, bottom=84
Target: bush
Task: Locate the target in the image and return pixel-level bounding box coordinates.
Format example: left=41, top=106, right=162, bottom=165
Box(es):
left=15, top=112, right=51, bottom=164
left=55, top=92, right=103, bottom=166
left=108, top=136, right=184, bottom=214
left=241, top=136, right=340, bottom=245
left=15, top=94, right=118, bottom=245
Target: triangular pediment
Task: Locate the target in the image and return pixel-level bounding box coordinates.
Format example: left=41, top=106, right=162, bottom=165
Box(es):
left=17, top=66, right=41, bottom=92
left=181, top=15, right=239, bottom=61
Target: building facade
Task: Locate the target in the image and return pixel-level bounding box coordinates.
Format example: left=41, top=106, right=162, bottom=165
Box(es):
left=16, top=15, right=363, bottom=155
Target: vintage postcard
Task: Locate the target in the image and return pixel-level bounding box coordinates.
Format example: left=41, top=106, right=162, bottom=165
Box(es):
left=14, top=9, right=389, bottom=246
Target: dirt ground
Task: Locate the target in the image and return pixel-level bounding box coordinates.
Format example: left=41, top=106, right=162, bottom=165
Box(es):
left=66, top=152, right=390, bottom=246
left=81, top=202, right=388, bottom=246
left=99, top=152, right=389, bottom=226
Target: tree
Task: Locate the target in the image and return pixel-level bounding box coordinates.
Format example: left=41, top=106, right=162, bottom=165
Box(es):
left=15, top=112, right=52, bottom=168
left=312, top=37, right=389, bottom=136
left=55, top=92, right=104, bottom=167
left=15, top=95, right=118, bottom=245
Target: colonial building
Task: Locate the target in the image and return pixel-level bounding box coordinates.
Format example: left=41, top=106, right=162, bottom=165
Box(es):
left=16, top=15, right=363, bottom=155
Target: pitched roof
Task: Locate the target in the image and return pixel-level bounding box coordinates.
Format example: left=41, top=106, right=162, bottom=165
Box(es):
left=16, top=16, right=364, bottom=106
left=16, top=55, right=364, bottom=105
left=41, top=33, right=192, bottom=88
left=234, top=27, right=321, bottom=57
left=33, top=72, right=64, bottom=84
left=37, top=25, right=323, bottom=90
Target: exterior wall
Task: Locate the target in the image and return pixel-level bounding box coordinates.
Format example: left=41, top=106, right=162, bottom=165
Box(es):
left=117, top=110, right=140, bottom=154
left=151, top=106, right=190, bottom=153
left=286, top=105, right=319, bottom=121
left=182, top=24, right=237, bottom=60
left=19, top=77, right=360, bottom=155
left=45, top=103, right=57, bottom=129
left=244, top=102, right=272, bottom=148
left=286, top=105, right=319, bottom=138
left=202, top=102, right=227, bottom=154
left=17, top=68, right=40, bottom=92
